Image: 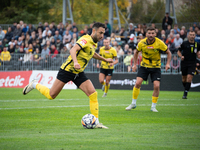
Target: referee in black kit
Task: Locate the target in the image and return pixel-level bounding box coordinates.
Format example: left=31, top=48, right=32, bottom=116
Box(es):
left=177, top=30, right=200, bottom=99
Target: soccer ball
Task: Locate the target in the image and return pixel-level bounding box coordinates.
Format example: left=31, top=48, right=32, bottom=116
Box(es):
left=81, top=114, right=97, bottom=129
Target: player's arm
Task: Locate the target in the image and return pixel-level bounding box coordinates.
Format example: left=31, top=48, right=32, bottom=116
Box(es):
left=165, top=49, right=172, bottom=71
left=110, top=56, right=118, bottom=67
left=70, top=44, right=82, bottom=69
left=93, top=52, right=113, bottom=63
left=177, top=43, right=184, bottom=61
left=132, top=49, right=139, bottom=72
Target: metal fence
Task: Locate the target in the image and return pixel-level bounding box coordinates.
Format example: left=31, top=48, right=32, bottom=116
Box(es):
left=0, top=53, right=182, bottom=74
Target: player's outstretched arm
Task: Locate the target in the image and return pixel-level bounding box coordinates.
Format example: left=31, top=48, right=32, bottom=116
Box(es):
left=70, top=44, right=81, bottom=69
left=165, top=49, right=172, bottom=71
left=93, top=52, right=113, bottom=63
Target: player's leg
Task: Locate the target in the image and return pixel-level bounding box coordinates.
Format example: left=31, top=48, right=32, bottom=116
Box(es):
left=102, top=75, right=112, bottom=97
left=99, top=71, right=106, bottom=91
left=183, top=74, right=194, bottom=99
left=150, top=68, right=161, bottom=112
left=79, top=79, right=108, bottom=129
left=126, top=67, right=148, bottom=111
left=126, top=77, right=143, bottom=110
left=151, top=80, right=160, bottom=112
left=182, top=64, right=195, bottom=99
left=23, top=69, right=69, bottom=99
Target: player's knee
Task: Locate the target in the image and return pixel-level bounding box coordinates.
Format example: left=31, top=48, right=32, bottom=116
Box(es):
left=154, top=84, right=160, bottom=91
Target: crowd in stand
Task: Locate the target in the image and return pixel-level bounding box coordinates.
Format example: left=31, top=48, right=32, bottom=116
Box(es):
left=0, top=15, right=200, bottom=72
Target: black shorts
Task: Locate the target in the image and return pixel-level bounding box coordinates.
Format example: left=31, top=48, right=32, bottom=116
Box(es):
left=181, top=61, right=196, bottom=76
left=137, top=66, right=161, bottom=82
left=100, top=68, right=114, bottom=76
left=57, top=68, right=88, bottom=87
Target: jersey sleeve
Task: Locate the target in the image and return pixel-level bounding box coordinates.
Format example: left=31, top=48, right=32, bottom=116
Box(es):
left=136, top=41, right=142, bottom=52
left=76, top=37, right=89, bottom=49
left=159, top=40, right=168, bottom=52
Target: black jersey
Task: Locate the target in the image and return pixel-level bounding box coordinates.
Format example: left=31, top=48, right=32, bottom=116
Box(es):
left=178, top=41, right=200, bottom=62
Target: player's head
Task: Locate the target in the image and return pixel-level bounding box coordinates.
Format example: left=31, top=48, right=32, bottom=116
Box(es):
left=146, top=27, right=156, bottom=42
left=103, top=39, right=110, bottom=48
left=188, top=30, right=196, bottom=42
left=91, top=22, right=106, bottom=43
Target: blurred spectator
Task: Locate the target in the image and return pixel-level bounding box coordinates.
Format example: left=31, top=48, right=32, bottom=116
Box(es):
left=162, top=12, right=173, bottom=30
left=54, top=30, right=62, bottom=41
left=174, top=34, right=183, bottom=49
left=165, top=25, right=171, bottom=38
left=116, top=45, right=124, bottom=59
left=22, top=23, right=28, bottom=35
left=166, top=37, right=176, bottom=54
left=50, top=44, right=58, bottom=58
left=60, top=44, right=71, bottom=58
left=46, top=40, right=51, bottom=49
left=63, top=30, right=71, bottom=44
left=55, top=38, right=64, bottom=53
left=105, top=20, right=111, bottom=36
left=28, top=32, right=37, bottom=44
left=8, top=43, right=15, bottom=53
left=13, top=24, right=22, bottom=39
left=161, top=34, right=166, bottom=43
left=17, top=47, right=25, bottom=61
left=22, top=49, right=33, bottom=63
left=110, top=33, right=116, bottom=46
left=88, top=23, right=93, bottom=35
left=0, top=26, right=5, bottom=41
left=193, top=22, right=197, bottom=31
left=0, top=46, right=11, bottom=63
left=17, top=37, right=23, bottom=46
left=119, top=27, right=128, bottom=43
left=14, top=44, right=20, bottom=53
left=42, top=27, right=52, bottom=38
left=195, top=30, right=200, bottom=43
left=170, top=55, right=180, bottom=73
left=37, top=22, right=44, bottom=32
left=3, top=27, right=13, bottom=43
left=72, top=22, right=78, bottom=32
left=181, top=26, right=187, bottom=35
left=28, top=24, right=36, bottom=36
left=180, top=30, right=187, bottom=41
left=11, top=22, right=17, bottom=32
left=123, top=48, right=133, bottom=72
left=8, top=37, right=15, bottom=46
left=49, top=24, right=55, bottom=36
left=165, top=32, right=175, bottom=44
left=128, top=34, right=137, bottom=50
left=41, top=45, right=50, bottom=60
left=32, top=40, right=39, bottom=53
left=32, top=48, right=41, bottom=62
left=56, top=24, right=64, bottom=35
left=0, top=41, right=3, bottom=52
left=173, top=24, right=180, bottom=34
left=123, top=44, right=129, bottom=54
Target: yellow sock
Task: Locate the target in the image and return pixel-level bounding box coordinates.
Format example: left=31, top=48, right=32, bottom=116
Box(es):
left=36, top=83, right=53, bottom=100
left=105, top=84, right=110, bottom=93
left=152, top=96, right=158, bottom=103
left=89, top=91, right=99, bottom=118
left=102, top=81, right=105, bottom=85
left=132, top=86, right=140, bottom=99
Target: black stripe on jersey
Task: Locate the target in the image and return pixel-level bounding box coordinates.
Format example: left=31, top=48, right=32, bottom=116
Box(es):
left=163, top=48, right=168, bottom=52
left=77, top=43, right=82, bottom=49
left=63, top=60, right=73, bottom=70
left=63, top=48, right=81, bottom=70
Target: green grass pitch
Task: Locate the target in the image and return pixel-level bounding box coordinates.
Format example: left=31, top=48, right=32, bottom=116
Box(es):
left=0, top=88, right=200, bottom=150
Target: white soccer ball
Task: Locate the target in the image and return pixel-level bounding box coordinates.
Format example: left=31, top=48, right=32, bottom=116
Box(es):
left=81, top=114, right=97, bottom=129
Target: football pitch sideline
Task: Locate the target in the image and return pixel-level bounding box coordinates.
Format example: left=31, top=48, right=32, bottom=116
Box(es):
left=0, top=88, right=200, bottom=150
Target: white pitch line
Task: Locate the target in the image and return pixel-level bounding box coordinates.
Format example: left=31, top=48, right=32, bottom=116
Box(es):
left=0, top=98, right=199, bottom=102
left=0, top=104, right=199, bottom=110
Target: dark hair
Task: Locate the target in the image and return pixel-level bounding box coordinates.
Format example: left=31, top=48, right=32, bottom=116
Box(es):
left=146, top=27, right=156, bottom=32
left=92, top=22, right=106, bottom=29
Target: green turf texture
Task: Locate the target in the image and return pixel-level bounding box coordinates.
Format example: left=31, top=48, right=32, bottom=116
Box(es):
left=0, top=88, right=200, bottom=150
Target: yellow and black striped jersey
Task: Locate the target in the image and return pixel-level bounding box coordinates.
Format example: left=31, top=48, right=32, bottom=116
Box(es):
left=136, top=37, right=168, bottom=68
left=99, top=46, right=117, bottom=69
left=61, top=34, right=97, bottom=74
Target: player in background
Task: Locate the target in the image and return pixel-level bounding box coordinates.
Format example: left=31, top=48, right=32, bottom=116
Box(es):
left=126, top=27, right=171, bottom=112
left=23, top=22, right=113, bottom=129
left=97, top=39, right=118, bottom=97
left=177, top=30, right=200, bottom=99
